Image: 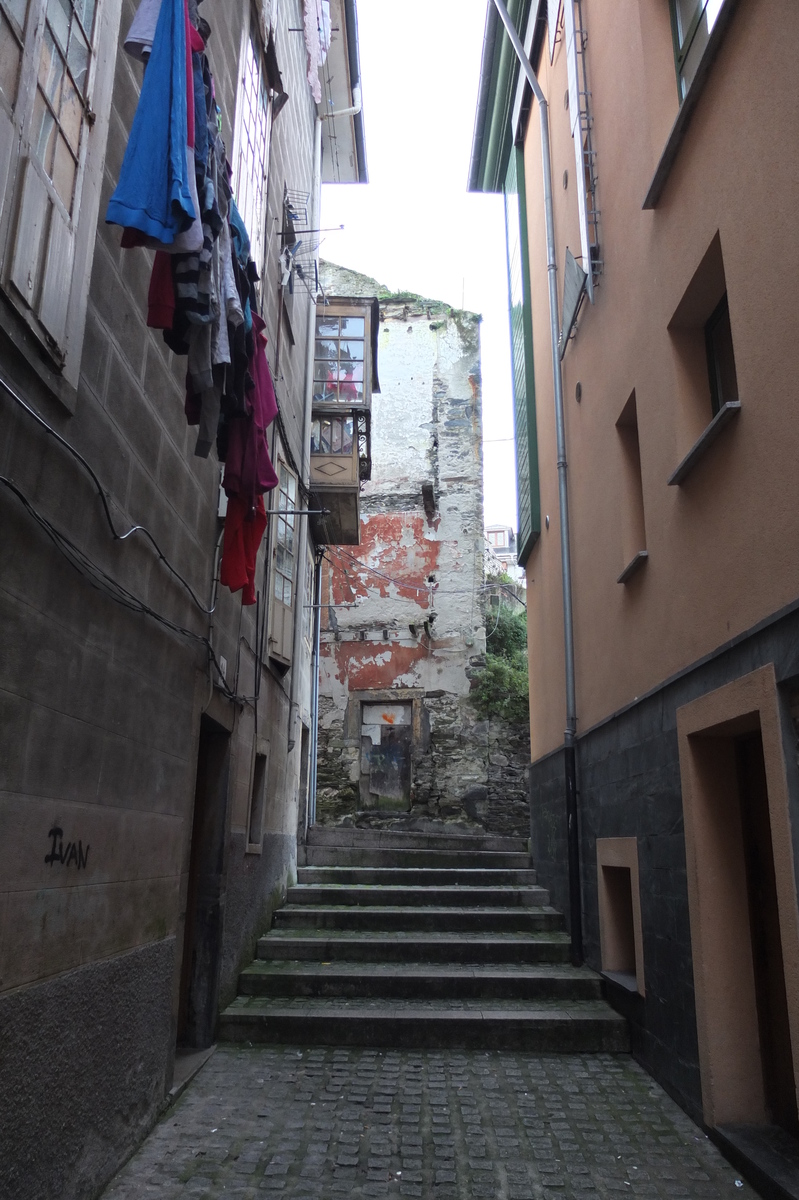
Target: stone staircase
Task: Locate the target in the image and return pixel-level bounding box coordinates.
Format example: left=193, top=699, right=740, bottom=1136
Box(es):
left=219, top=827, right=628, bottom=1052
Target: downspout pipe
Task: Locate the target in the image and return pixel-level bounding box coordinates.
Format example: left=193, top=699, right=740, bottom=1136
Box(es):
left=319, top=84, right=362, bottom=121
left=488, top=0, right=582, bottom=966
left=308, top=549, right=323, bottom=828
left=293, top=114, right=323, bottom=844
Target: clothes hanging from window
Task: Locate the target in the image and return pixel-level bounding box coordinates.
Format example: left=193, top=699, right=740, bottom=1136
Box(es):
left=107, top=0, right=195, bottom=244
left=220, top=494, right=267, bottom=606
left=123, top=0, right=163, bottom=60
left=302, top=0, right=323, bottom=103
left=222, top=314, right=279, bottom=505
left=116, top=0, right=279, bottom=602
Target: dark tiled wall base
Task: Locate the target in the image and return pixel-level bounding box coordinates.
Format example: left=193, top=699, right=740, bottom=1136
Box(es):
left=529, top=605, right=799, bottom=1122
left=0, top=939, right=174, bottom=1200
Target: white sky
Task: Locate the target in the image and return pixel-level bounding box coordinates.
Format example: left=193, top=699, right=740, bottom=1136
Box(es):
left=319, top=0, right=518, bottom=530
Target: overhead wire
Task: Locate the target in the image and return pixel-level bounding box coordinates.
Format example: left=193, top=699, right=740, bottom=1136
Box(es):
left=0, top=375, right=215, bottom=615
left=0, top=475, right=247, bottom=703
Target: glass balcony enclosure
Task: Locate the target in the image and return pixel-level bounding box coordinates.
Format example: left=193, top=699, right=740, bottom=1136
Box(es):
left=309, top=296, right=379, bottom=545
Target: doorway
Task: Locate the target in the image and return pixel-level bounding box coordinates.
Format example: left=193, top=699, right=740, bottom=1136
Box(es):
left=736, top=733, right=798, bottom=1133
left=360, top=701, right=412, bottom=810
left=677, top=665, right=799, bottom=1130
left=178, top=714, right=231, bottom=1049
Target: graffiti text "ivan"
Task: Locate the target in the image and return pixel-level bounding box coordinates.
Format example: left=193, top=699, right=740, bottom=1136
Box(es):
left=45, top=826, right=90, bottom=869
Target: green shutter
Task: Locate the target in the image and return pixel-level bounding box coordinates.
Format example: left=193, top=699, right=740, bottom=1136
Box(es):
left=504, top=146, right=540, bottom=565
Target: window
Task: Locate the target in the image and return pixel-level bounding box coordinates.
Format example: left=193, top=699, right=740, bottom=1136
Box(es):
left=233, top=19, right=271, bottom=276
left=268, top=461, right=296, bottom=664
left=247, top=746, right=268, bottom=851
left=596, top=837, right=645, bottom=997
left=302, top=548, right=314, bottom=650
left=313, top=314, right=366, bottom=403
left=616, top=391, right=647, bottom=584
left=670, top=0, right=727, bottom=99
left=311, top=414, right=354, bottom=455
left=0, top=0, right=118, bottom=388
left=274, top=463, right=296, bottom=607
left=0, top=0, right=30, bottom=114
left=667, top=234, right=741, bottom=484
left=504, top=146, right=541, bottom=566
left=705, top=293, right=738, bottom=416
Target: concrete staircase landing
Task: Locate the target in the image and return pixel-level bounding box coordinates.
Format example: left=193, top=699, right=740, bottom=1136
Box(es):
left=219, top=827, right=628, bottom=1052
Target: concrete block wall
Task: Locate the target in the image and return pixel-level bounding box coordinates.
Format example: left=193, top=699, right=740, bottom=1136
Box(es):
left=0, top=1, right=320, bottom=1194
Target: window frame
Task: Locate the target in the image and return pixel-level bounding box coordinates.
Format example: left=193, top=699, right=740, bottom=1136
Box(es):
left=504, top=145, right=541, bottom=567
left=0, top=0, right=122, bottom=396
left=669, top=0, right=728, bottom=100
left=267, top=457, right=297, bottom=666
left=231, top=6, right=272, bottom=283
left=312, top=301, right=372, bottom=409
left=704, top=292, right=738, bottom=417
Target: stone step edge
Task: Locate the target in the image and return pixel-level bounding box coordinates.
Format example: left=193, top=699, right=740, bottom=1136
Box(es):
left=296, top=868, right=539, bottom=880
left=241, top=961, right=595, bottom=976
left=277, top=904, right=561, bottom=915
left=306, top=829, right=528, bottom=852
left=223, top=1001, right=624, bottom=1018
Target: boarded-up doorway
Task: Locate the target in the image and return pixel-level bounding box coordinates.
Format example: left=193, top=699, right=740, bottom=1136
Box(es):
left=360, top=702, right=412, bottom=810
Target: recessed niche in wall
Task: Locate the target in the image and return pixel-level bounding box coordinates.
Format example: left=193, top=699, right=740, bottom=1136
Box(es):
left=667, top=232, right=741, bottom=484
left=596, top=837, right=645, bottom=996
left=247, top=743, right=269, bottom=853
left=616, top=390, right=648, bottom=584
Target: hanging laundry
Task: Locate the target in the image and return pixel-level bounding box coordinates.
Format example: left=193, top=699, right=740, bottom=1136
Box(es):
left=147, top=251, right=175, bottom=328
left=220, top=494, right=267, bottom=606
left=116, top=0, right=280, bottom=605
left=222, top=313, right=279, bottom=504
left=107, top=0, right=194, bottom=244
left=303, top=0, right=323, bottom=103
left=320, top=0, right=332, bottom=61
left=123, top=0, right=162, bottom=60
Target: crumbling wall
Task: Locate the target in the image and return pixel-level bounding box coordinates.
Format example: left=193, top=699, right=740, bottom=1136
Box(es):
left=314, top=263, right=530, bottom=836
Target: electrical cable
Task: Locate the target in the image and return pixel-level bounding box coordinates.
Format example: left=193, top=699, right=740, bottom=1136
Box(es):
left=325, top=545, right=434, bottom=596
left=0, top=475, right=254, bottom=705
left=0, top=375, right=216, bottom=615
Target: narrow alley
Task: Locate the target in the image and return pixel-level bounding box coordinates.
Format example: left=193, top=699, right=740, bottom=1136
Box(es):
left=101, top=1046, right=754, bottom=1199
left=3, top=0, right=799, bottom=1197
left=101, top=825, right=756, bottom=1198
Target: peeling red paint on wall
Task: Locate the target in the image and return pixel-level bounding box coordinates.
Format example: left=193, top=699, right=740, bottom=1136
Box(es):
left=329, top=640, right=430, bottom=690
left=324, top=514, right=440, bottom=610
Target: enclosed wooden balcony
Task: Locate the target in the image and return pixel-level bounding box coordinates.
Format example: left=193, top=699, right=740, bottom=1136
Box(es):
left=309, top=297, right=379, bottom=545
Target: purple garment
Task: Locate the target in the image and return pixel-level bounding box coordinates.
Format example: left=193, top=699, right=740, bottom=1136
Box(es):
left=223, top=314, right=279, bottom=503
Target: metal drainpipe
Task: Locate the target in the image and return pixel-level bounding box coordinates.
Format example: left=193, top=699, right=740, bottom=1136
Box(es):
left=488, top=0, right=582, bottom=966
left=308, top=550, right=323, bottom=828
left=291, top=115, right=323, bottom=841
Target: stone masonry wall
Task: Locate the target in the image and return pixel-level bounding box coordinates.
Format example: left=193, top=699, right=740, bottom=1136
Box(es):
left=313, top=264, right=530, bottom=836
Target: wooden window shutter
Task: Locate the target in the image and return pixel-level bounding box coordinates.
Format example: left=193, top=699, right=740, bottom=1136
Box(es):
left=0, top=0, right=124, bottom=386
left=9, top=158, right=50, bottom=308
left=9, top=158, right=75, bottom=354
left=38, top=195, right=75, bottom=346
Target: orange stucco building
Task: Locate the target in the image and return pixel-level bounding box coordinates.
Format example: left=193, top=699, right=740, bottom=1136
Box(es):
left=472, top=0, right=799, bottom=1173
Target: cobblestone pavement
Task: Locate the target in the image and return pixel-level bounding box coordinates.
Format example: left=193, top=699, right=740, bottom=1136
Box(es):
left=102, top=1047, right=757, bottom=1200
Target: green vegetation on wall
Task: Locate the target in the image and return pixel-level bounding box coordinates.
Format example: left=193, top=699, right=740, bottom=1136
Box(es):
left=472, top=605, right=529, bottom=726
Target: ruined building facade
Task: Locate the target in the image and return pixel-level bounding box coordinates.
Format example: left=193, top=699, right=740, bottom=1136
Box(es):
left=314, top=263, right=531, bottom=836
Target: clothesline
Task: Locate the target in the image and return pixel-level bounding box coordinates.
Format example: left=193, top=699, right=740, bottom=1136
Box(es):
left=107, top=0, right=283, bottom=606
